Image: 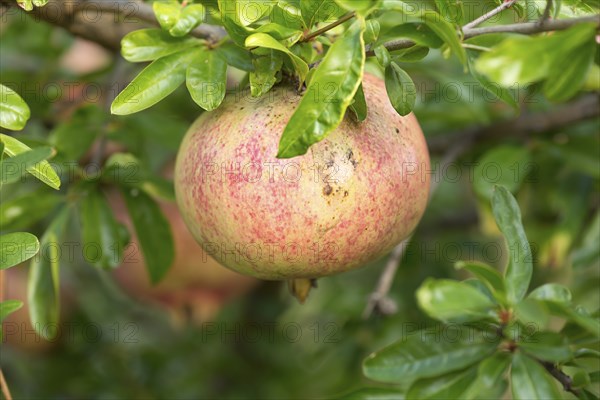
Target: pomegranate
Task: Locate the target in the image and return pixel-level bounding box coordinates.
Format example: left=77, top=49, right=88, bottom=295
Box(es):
left=174, top=74, right=430, bottom=281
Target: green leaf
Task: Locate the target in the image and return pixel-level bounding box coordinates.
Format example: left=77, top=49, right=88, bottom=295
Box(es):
left=0, top=190, right=63, bottom=231
left=455, top=261, right=505, bottom=295
left=270, top=2, right=305, bottom=30
left=491, top=185, right=532, bottom=304
left=363, top=328, right=499, bottom=384
left=376, top=22, right=443, bottom=48
left=1, top=134, right=61, bottom=190
left=0, top=300, right=23, bottom=341
left=349, top=83, right=367, bottom=122
left=0, top=232, right=40, bottom=270
left=17, top=0, right=33, bottom=11
left=216, top=42, right=255, bottom=71
left=277, top=19, right=366, bottom=158
left=28, top=207, right=69, bottom=340
left=301, top=0, right=340, bottom=28
left=121, top=187, right=174, bottom=284
left=0, top=300, right=23, bottom=322
left=219, top=0, right=272, bottom=27
left=1, top=146, right=54, bottom=185
left=153, top=0, right=180, bottom=31
left=528, top=283, right=572, bottom=304
left=475, top=23, right=597, bottom=99
left=169, top=4, right=205, bottom=37
left=514, top=298, right=550, bottom=329
left=416, top=278, right=497, bottom=323
left=256, top=23, right=303, bottom=46
left=391, top=46, right=430, bottom=63
left=339, top=387, right=406, bottom=400
left=520, top=331, right=574, bottom=362
left=80, top=189, right=123, bottom=270
left=246, top=33, right=309, bottom=84
left=551, top=302, right=600, bottom=338
left=419, top=11, right=466, bottom=65
left=407, top=367, right=477, bottom=400
left=468, top=56, right=518, bottom=110
left=374, top=45, right=391, bottom=68
left=186, top=49, right=227, bottom=111
left=464, top=353, right=511, bottom=400
left=511, top=352, right=562, bottom=400
left=121, top=29, right=201, bottom=62
left=475, top=36, right=549, bottom=87
left=364, top=19, right=380, bottom=44
left=435, top=0, right=465, bottom=25
left=249, top=51, right=283, bottom=97
left=385, top=62, right=416, bottom=116
left=543, top=33, right=596, bottom=102
left=473, top=145, right=531, bottom=201
left=0, top=84, right=31, bottom=131
left=335, top=0, right=382, bottom=15
left=111, top=50, right=193, bottom=115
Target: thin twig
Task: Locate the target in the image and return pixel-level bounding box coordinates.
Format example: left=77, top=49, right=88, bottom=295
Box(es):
left=0, top=369, right=12, bottom=400
left=540, top=0, right=553, bottom=25
left=362, top=140, right=471, bottom=318
left=302, top=12, right=356, bottom=42
left=463, top=0, right=519, bottom=30
left=0, top=269, right=12, bottom=400
left=366, top=14, right=600, bottom=56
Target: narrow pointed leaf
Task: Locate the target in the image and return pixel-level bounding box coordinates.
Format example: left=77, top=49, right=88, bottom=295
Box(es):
left=363, top=328, right=499, bottom=384
left=121, top=29, right=201, bottom=62
left=0, top=84, right=30, bottom=131
left=1, top=146, right=54, bottom=185
left=511, top=353, right=562, bottom=400
left=246, top=33, right=309, bottom=83
left=121, top=187, right=174, bottom=284
left=491, top=185, right=532, bottom=304
left=111, top=50, right=193, bottom=115
left=28, top=208, right=69, bottom=340
left=277, top=18, right=366, bottom=158
left=0, top=232, right=40, bottom=270
left=186, top=49, right=227, bottom=111
left=1, top=134, right=61, bottom=190
left=81, top=190, right=124, bottom=270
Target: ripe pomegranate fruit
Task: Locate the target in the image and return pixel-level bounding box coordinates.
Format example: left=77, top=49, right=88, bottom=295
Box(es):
left=175, top=74, right=430, bottom=281
left=110, top=188, right=258, bottom=325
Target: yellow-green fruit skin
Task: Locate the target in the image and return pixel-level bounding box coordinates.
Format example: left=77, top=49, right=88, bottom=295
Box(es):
left=175, top=74, right=431, bottom=280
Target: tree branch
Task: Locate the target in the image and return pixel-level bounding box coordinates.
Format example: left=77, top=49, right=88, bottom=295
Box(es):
left=367, top=14, right=600, bottom=56
left=541, top=361, right=580, bottom=397
left=428, top=94, right=600, bottom=154
left=463, top=0, right=519, bottom=30
left=0, top=0, right=224, bottom=50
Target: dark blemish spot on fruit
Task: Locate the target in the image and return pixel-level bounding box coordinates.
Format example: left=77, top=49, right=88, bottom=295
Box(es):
left=344, top=191, right=349, bottom=197
left=347, top=149, right=358, bottom=169
left=395, top=128, right=400, bottom=134
left=323, top=184, right=333, bottom=196
left=240, top=107, right=245, bottom=110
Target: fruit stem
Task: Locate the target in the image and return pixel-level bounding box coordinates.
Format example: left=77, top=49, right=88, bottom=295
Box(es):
left=288, top=279, right=317, bottom=304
